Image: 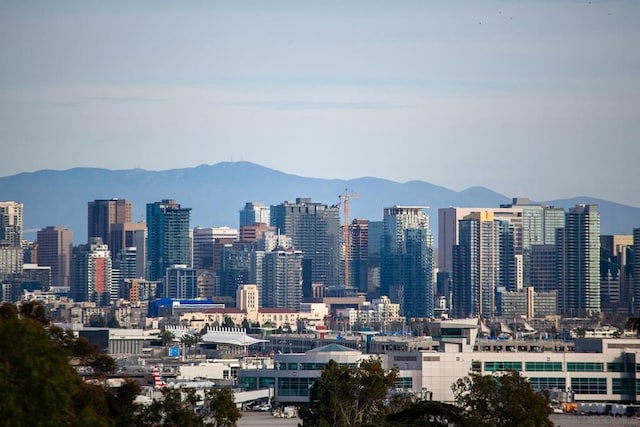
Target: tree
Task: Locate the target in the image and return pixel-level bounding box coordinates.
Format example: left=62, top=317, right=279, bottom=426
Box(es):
left=451, top=370, right=552, bottom=427
left=223, top=316, right=235, bottom=328
left=204, top=387, right=242, bottom=427
left=299, top=358, right=399, bottom=427
left=89, top=314, right=107, bottom=327
left=383, top=400, right=473, bottom=427
left=137, top=387, right=204, bottom=426
left=0, top=302, right=110, bottom=426
left=159, top=329, right=176, bottom=346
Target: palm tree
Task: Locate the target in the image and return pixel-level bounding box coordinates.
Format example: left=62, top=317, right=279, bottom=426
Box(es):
left=159, top=330, right=175, bottom=347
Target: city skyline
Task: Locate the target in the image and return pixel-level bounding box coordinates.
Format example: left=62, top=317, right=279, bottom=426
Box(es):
left=1, top=1, right=639, bottom=208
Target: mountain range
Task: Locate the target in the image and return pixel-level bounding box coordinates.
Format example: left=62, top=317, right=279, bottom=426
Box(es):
left=1, top=161, right=638, bottom=244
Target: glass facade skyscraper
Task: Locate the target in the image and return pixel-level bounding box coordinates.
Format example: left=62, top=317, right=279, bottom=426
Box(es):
left=381, top=206, right=434, bottom=318
left=146, top=200, right=191, bottom=281
left=556, top=204, right=600, bottom=317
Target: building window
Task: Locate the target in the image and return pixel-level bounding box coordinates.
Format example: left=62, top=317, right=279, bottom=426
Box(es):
left=395, top=377, right=413, bottom=389
left=526, top=362, right=562, bottom=372
left=471, top=360, right=482, bottom=373
left=259, top=377, right=275, bottom=389
left=277, top=377, right=314, bottom=397
left=566, top=362, right=603, bottom=372
left=484, top=361, right=522, bottom=372
left=612, top=378, right=635, bottom=395
left=607, top=362, right=627, bottom=372
left=529, top=377, right=566, bottom=391
left=571, top=377, right=606, bottom=394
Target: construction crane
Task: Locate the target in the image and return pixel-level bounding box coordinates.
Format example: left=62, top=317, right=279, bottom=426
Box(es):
left=338, top=189, right=361, bottom=288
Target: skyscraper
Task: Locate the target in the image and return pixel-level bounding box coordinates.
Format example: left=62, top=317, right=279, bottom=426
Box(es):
left=146, top=200, right=191, bottom=281
left=381, top=206, right=434, bottom=318
left=0, top=201, right=23, bottom=247
left=259, top=247, right=303, bottom=311
left=600, top=235, right=633, bottom=315
left=164, top=264, right=198, bottom=299
left=452, top=211, right=500, bottom=318
left=36, top=226, right=73, bottom=287
left=556, top=204, right=600, bottom=317
left=239, top=202, right=270, bottom=227
left=270, top=198, right=341, bottom=288
left=349, top=219, right=369, bottom=293
left=87, top=199, right=132, bottom=247
left=634, top=229, right=640, bottom=315
left=71, top=238, right=112, bottom=305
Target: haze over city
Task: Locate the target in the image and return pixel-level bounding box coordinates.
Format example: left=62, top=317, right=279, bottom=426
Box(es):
left=1, top=1, right=640, bottom=207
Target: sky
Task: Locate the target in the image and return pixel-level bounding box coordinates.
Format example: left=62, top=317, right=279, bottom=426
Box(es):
left=1, top=1, right=639, bottom=206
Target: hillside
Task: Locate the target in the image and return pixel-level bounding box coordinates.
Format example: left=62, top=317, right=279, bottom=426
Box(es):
left=1, top=161, right=638, bottom=244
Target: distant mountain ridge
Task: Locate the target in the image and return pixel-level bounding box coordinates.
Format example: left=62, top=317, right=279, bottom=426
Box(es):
left=1, top=161, right=638, bottom=244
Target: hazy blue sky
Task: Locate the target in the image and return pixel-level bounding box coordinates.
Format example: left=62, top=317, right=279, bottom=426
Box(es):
left=1, top=1, right=639, bottom=206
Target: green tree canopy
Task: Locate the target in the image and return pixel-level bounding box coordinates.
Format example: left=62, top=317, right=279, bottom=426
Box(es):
left=0, top=302, right=110, bottom=426
left=451, top=370, right=552, bottom=427
left=204, top=387, right=242, bottom=427
left=299, top=358, right=399, bottom=427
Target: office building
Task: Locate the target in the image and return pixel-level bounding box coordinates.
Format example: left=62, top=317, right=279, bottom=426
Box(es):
left=438, top=206, right=523, bottom=276
left=529, top=244, right=557, bottom=293
left=556, top=204, right=600, bottom=317
left=381, top=206, right=434, bottom=318
left=349, top=219, right=369, bottom=293
left=634, top=229, right=640, bottom=316
left=0, top=246, right=22, bottom=280
left=36, top=226, right=73, bottom=287
left=452, top=212, right=500, bottom=318
left=146, top=200, right=191, bottom=281
left=255, top=247, right=303, bottom=311
left=87, top=199, right=132, bottom=247
left=71, top=238, right=113, bottom=305
left=192, top=226, right=238, bottom=271
left=239, top=202, right=270, bottom=227
left=0, top=201, right=23, bottom=247
left=164, top=264, right=198, bottom=299
left=600, top=235, right=633, bottom=315
left=270, top=198, right=341, bottom=288
left=109, top=221, right=146, bottom=265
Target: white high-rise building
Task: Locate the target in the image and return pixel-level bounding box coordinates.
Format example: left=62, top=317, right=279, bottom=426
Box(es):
left=0, top=201, right=23, bottom=247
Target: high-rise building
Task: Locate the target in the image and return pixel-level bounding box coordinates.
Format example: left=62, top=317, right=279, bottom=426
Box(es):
left=146, top=200, right=191, bottom=281
left=452, top=211, right=501, bottom=318
left=192, top=226, right=238, bottom=271
left=259, top=247, right=303, bottom=311
left=381, top=206, right=434, bottom=318
left=556, top=204, right=600, bottom=317
left=109, top=221, right=146, bottom=257
left=239, top=202, right=270, bottom=227
left=0, top=201, right=23, bottom=247
left=0, top=246, right=22, bottom=281
left=36, top=226, right=73, bottom=287
left=219, top=241, right=253, bottom=302
left=87, top=199, right=132, bottom=247
left=70, top=238, right=113, bottom=305
left=349, top=219, right=369, bottom=293
left=600, top=235, right=633, bottom=315
left=164, top=264, right=198, bottom=299
left=438, top=206, right=524, bottom=276
left=634, top=229, right=640, bottom=315
left=270, top=198, right=341, bottom=288
left=529, top=244, right=557, bottom=293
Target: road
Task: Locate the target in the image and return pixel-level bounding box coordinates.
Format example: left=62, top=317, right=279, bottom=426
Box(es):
left=237, top=411, right=300, bottom=426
